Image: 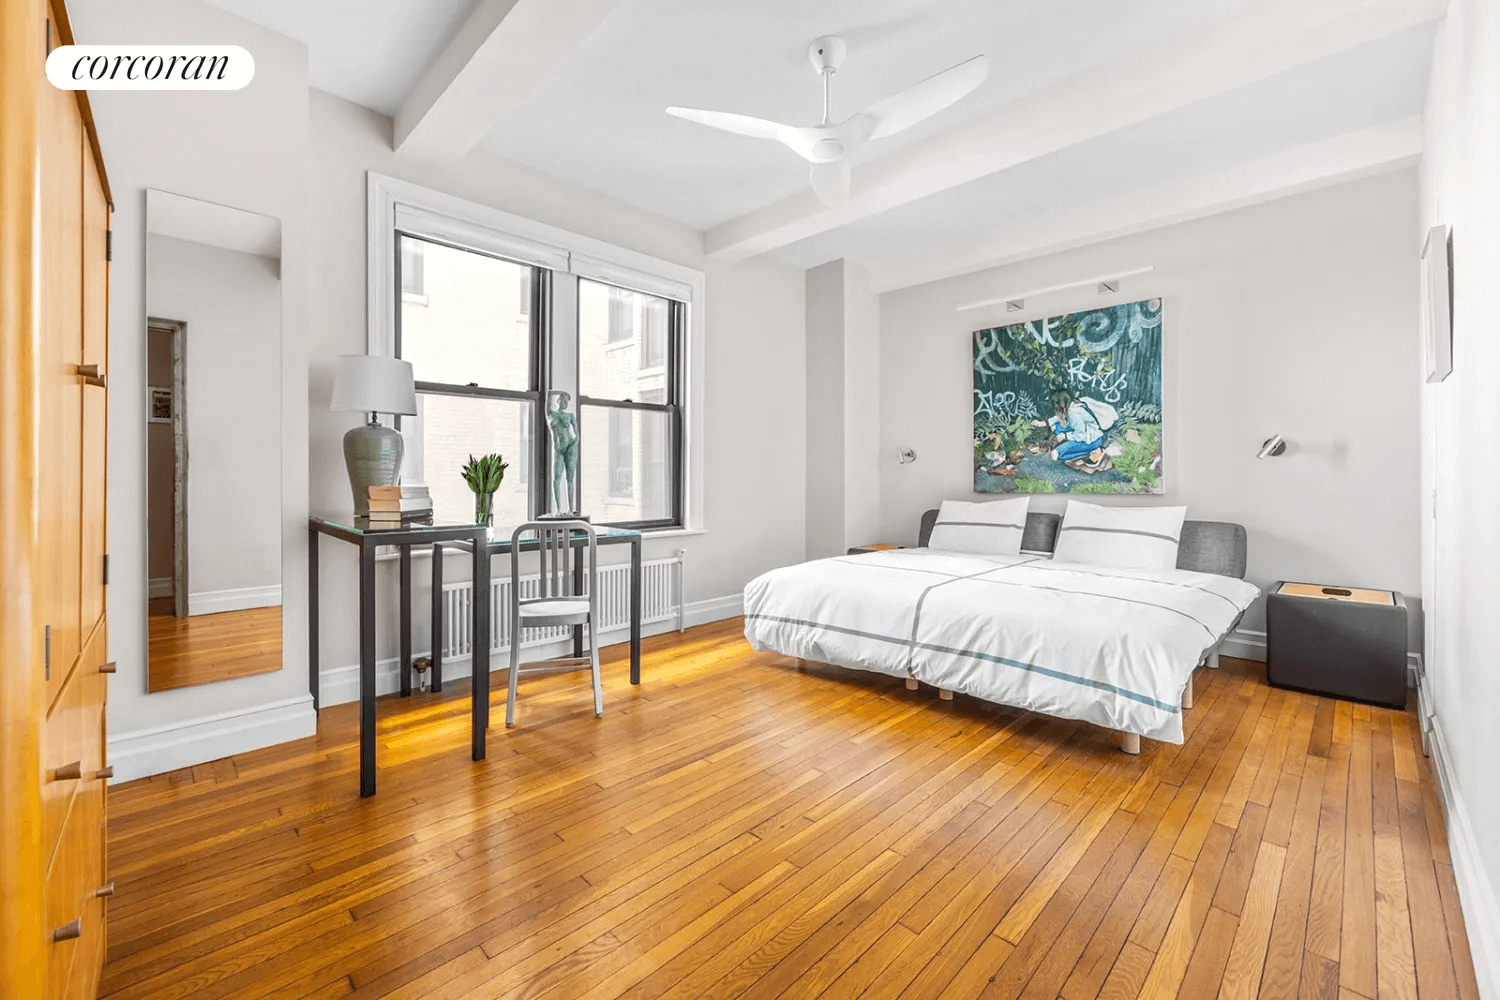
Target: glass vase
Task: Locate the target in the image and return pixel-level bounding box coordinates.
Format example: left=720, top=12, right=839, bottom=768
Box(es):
left=473, top=491, right=495, bottom=527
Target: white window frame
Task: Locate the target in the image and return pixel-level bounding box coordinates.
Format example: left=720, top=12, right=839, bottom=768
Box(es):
left=366, top=172, right=706, bottom=533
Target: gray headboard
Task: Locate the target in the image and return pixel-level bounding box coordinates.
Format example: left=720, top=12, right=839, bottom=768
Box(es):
left=917, top=509, right=1248, bottom=579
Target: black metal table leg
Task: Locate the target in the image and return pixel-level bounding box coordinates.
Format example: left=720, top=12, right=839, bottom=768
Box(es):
left=471, top=537, right=491, bottom=761
left=308, top=524, right=319, bottom=711
left=359, top=544, right=377, bottom=798
left=399, top=545, right=412, bottom=697
left=431, top=542, right=443, bottom=692
left=630, top=535, right=642, bottom=685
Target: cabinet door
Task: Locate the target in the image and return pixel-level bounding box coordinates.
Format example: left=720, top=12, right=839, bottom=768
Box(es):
left=81, top=149, right=108, bottom=639
left=39, top=20, right=83, bottom=706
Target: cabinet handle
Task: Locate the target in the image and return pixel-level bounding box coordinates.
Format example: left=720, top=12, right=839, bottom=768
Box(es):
left=96, top=766, right=113, bottom=780
left=77, top=363, right=106, bottom=388
left=52, top=919, right=81, bottom=942
left=52, top=760, right=82, bottom=781
left=99, top=661, right=117, bottom=674
left=94, top=882, right=115, bottom=899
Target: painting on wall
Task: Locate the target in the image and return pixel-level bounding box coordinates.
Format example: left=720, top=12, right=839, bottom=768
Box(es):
left=973, top=297, right=1164, bottom=495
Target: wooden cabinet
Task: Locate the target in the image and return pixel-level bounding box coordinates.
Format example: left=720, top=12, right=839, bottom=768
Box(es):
left=2, top=1, right=112, bottom=997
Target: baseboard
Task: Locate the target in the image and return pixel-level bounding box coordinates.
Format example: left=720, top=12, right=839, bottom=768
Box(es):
left=107, top=695, right=317, bottom=784
left=316, top=593, right=746, bottom=708
left=149, top=576, right=172, bottom=599
left=187, top=585, right=282, bottom=616
left=1425, top=713, right=1500, bottom=999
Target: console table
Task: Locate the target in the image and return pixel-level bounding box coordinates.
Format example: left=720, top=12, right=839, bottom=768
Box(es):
left=308, top=517, right=491, bottom=797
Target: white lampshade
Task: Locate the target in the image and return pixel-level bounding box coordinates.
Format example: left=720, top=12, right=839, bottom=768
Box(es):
left=330, top=355, right=417, bottom=415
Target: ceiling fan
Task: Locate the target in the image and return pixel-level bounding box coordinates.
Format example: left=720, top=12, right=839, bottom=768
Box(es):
left=667, top=36, right=988, bottom=208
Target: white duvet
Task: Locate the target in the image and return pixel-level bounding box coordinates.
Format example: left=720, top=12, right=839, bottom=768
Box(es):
left=743, top=548, right=1260, bottom=744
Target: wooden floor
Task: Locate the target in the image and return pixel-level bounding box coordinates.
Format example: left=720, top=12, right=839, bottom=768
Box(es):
left=147, top=604, right=283, bottom=691
left=102, top=618, right=1480, bottom=1000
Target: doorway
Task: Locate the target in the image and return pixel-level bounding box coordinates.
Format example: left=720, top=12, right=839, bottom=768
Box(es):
left=147, top=318, right=187, bottom=618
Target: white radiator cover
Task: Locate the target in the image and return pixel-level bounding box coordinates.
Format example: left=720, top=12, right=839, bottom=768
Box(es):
left=439, top=555, right=684, bottom=659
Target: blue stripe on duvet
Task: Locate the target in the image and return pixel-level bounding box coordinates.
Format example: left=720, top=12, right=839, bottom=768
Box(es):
left=745, top=611, right=1181, bottom=715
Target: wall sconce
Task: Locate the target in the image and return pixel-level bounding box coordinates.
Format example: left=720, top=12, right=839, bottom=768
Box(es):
left=896, top=447, right=918, bottom=464
left=1257, top=434, right=1287, bottom=459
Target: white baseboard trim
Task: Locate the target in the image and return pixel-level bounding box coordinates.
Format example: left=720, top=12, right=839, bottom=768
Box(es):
left=1425, top=713, right=1500, bottom=999
left=107, top=695, right=317, bottom=784
left=188, top=584, right=282, bottom=616
left=149, top=576, right=172, bottom=599
left=316, top=593, right=746, bottom=708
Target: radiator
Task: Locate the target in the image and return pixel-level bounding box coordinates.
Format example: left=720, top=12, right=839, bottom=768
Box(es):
left=438, top=553, right=685, bottom=660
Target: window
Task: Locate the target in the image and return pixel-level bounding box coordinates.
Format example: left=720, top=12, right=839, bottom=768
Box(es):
left=606, top=286, right=634, bottom=343
left=400, top=239, right=424, bottom=298
left=640, top=298, right=667, bottom=370
left=372, top=174, right=699, bottom=532
left=608, top=408, right=632, bottom=496
left=578, top=279, right=680, bottom=526
left=395, top=233, right=540, bottom=525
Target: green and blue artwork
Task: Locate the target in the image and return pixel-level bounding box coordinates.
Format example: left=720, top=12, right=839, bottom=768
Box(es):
left=973, top=298, right=1164, bottom=495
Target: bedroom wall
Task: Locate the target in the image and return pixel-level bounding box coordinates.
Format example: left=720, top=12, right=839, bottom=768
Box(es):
left=78, top=0, right=807, bottom=779
left=306, top=89, right=807, bottom=695
left=879, top=169, right=1422, bottom=650
left=74, top=0, right=315, bottom=779
left=1418, top=0, right=1500, bottom=989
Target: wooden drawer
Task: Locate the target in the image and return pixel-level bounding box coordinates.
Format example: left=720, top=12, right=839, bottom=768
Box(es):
left=43, top=726, right=106, bottom=1000
left=41, top=625, right=107, bottom=868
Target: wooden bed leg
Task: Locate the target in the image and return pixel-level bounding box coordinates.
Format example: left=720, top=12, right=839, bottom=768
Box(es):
left=1182, top=673, right=1195, bottom=710
left=938, top=688, right=953, bottom=701
left=1207, top=645, right=1221, bottom=669
left=1119, top=732, right=1141, bottom=755
left=905, top=677, right=919, bottom=691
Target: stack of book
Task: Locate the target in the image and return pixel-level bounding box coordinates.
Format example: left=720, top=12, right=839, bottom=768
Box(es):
left=364, top=484, right=432, bottom=528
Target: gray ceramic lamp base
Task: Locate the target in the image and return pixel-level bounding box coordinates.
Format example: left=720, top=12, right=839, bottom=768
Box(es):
left=344, top=419, right=404, bottom=516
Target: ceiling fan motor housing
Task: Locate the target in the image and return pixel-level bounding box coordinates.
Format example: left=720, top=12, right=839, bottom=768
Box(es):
left=808, top=36, right=848, bottom=74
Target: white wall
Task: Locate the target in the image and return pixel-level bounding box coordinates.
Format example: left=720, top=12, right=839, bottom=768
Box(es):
left=1419, top=0, right=1500, bottom=991
left=146, top=234, right=281, bottom=608
left=305, top=89, right=806, bottom=693
left=77, top=0, right=314, bottom=780
left=805, top=259, right=882, bottom=559
left=880, top=171, right=1422, bottom=647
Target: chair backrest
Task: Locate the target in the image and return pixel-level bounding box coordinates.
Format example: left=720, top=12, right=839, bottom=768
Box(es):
left=510, top=519, right=598, bottom=601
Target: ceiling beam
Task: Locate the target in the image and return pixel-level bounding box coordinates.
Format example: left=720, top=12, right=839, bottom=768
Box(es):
left=394, top=0, right=620, bottom=160
left=866, top=118, right=1422, bottom=293
left=705, top=0, right=1444, bottom=262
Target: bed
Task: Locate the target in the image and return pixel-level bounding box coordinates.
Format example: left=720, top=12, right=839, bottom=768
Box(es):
left=743, top=510, right=1259, bottom=751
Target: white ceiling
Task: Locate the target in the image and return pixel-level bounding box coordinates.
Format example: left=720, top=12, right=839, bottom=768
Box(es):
left=203, top=0, right=479, bottom=115
left=146, top=188, right=283, bottom=259
left=774, top=22, right=1436, bottom=271
left=198, top=0, right=1439, bottom=282
left=480, top=0, right=1252, bottom=231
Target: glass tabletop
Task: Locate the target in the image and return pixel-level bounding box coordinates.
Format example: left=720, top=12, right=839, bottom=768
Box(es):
left=310, top=515, right=640, bottom=542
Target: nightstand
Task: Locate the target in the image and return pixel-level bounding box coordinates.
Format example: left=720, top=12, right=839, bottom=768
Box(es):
left=847, top=544, right=909, bottom=555
left=1266, top=581, right=1408, bottom=708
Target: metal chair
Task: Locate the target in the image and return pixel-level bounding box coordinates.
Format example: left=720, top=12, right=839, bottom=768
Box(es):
left=506, top=519, right=602, bottom=727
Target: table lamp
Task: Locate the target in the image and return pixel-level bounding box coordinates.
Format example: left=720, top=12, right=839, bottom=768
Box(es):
left=331, top=355, right=417, bottom=515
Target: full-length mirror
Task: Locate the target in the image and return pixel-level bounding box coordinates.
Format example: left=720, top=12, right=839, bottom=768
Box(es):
left=145, top=189, right=283, bottom=692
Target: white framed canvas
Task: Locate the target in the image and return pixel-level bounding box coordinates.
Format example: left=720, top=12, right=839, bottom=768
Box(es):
left=1423, top=223, right=1453, bottom=383
left=148, top=386, right=173, bottom=424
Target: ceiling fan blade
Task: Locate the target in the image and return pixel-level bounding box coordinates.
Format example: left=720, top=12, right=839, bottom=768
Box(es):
left=810, top=160, right=851, bottom=208
left=666, top=106, right=796, bottom=143
left=864, top=54, right=988, bottom=140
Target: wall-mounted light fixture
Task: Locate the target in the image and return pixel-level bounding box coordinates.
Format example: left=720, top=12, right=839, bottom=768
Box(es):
left=956, top=265, right=1154, bottom=314
left=896, top=447, right=917, bottom=465
left=1257, top=434, right=1287, bottom=459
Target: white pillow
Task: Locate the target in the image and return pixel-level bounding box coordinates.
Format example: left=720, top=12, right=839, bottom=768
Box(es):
left=927, top=498, right=1031, bottom=555
left=1051, top=500, right=1187, bottom=571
